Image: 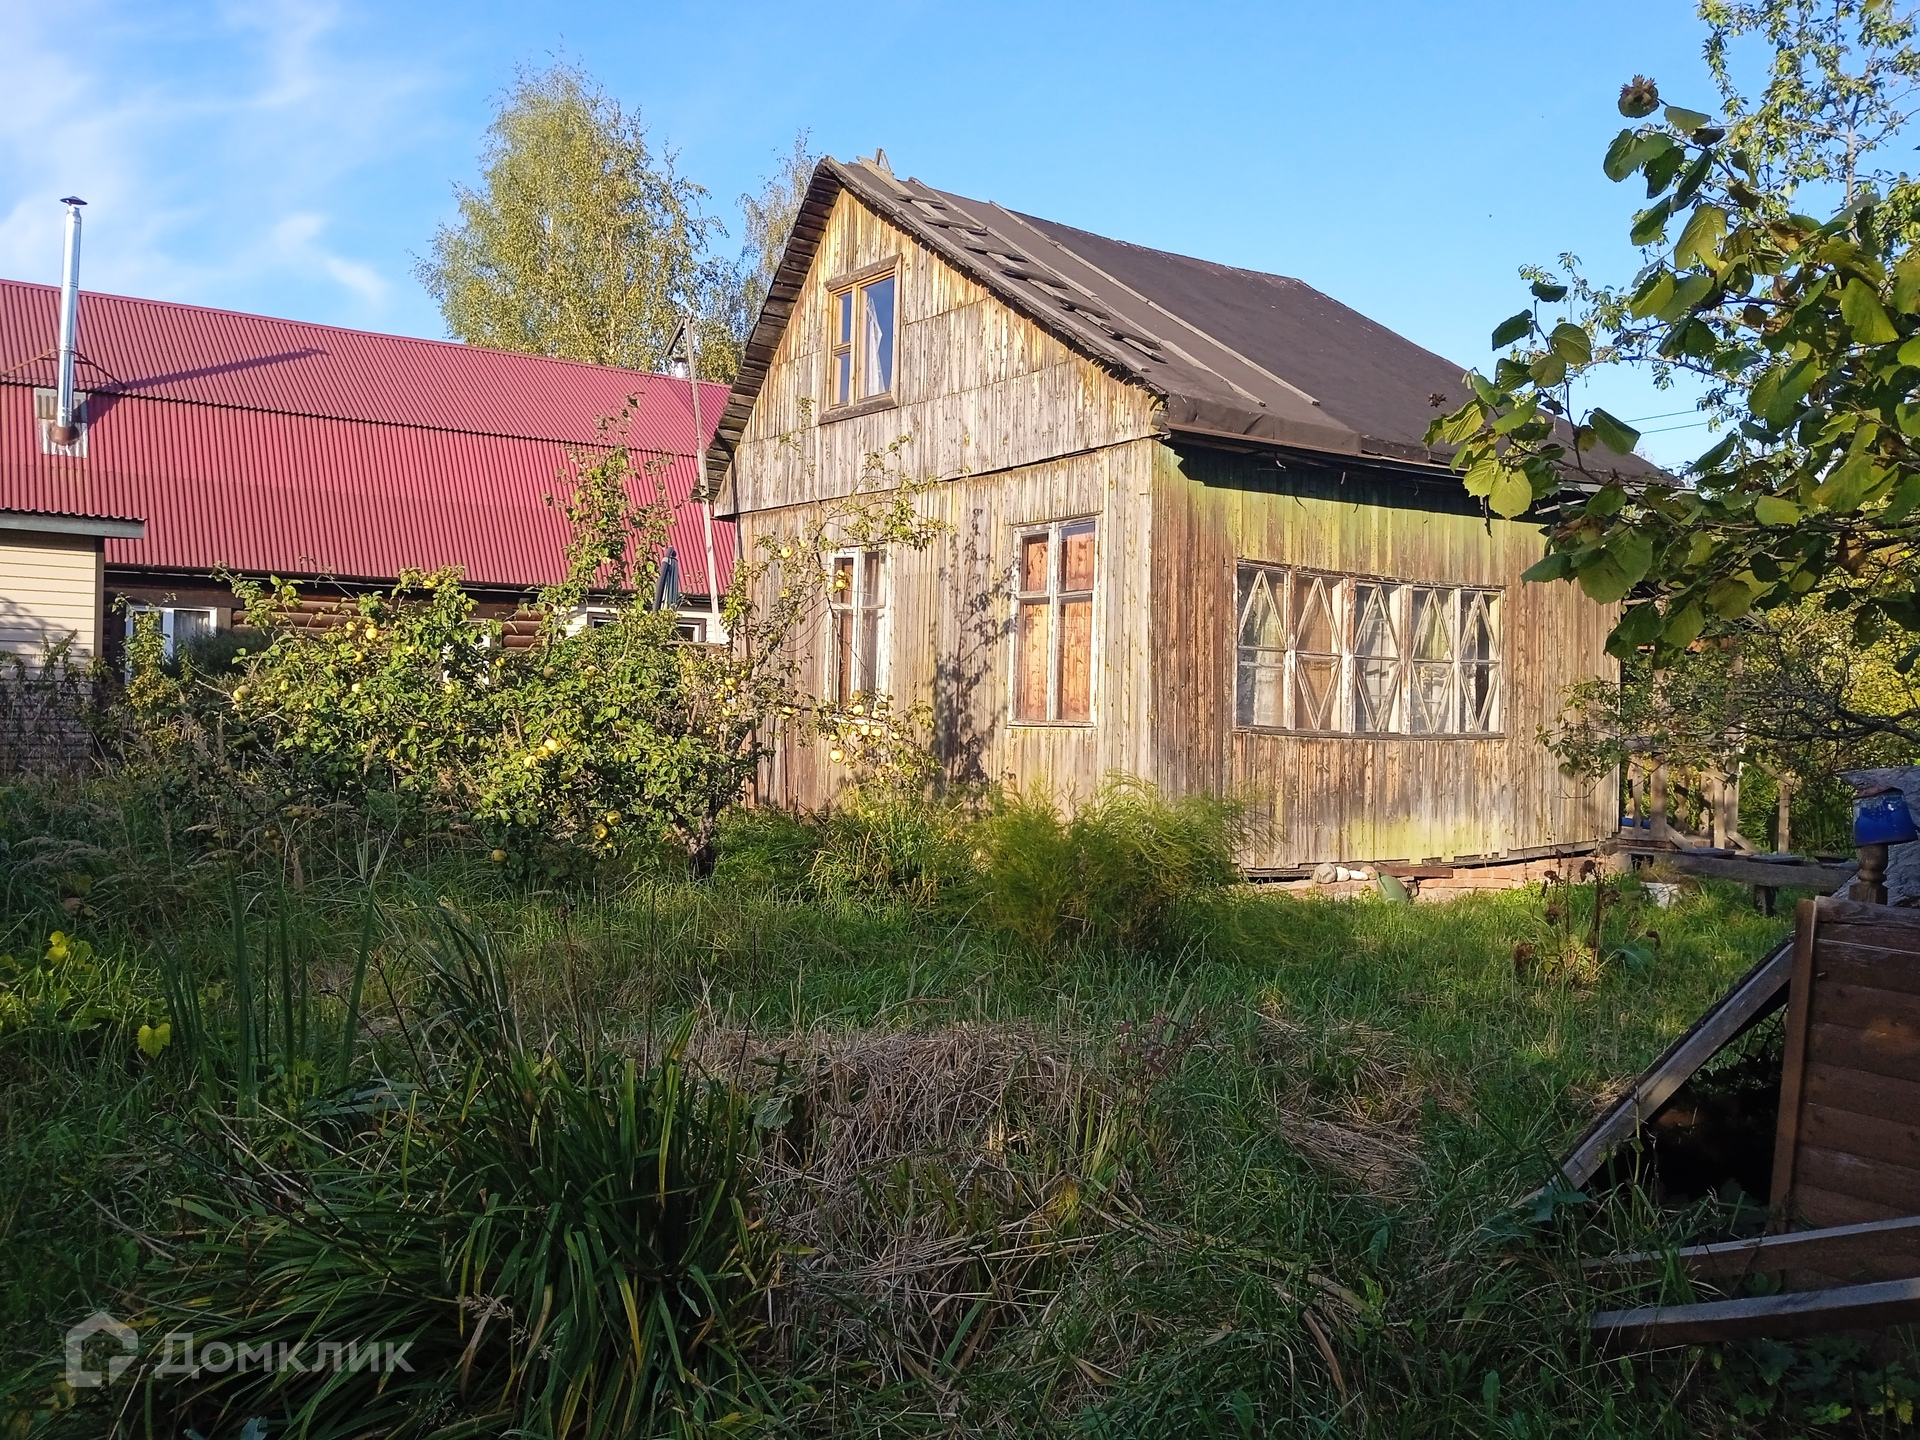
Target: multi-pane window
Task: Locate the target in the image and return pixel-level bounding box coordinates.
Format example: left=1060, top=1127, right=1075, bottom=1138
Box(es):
left=1013, top=519, right=1097, bottom=723
left=828, top=550, right=888, bottom=704
left=828, top=270, right=897, bottom=407
left=1233, top=564, right=1501, bottom=735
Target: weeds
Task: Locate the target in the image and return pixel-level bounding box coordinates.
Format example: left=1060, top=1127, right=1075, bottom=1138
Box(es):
left=4, top=776, right=1906, bottom=1437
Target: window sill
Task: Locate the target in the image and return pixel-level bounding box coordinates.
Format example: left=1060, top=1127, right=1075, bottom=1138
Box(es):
left=1009, top=719, right=1096, bottom=730
left=821, top=394, right=899, bottom=424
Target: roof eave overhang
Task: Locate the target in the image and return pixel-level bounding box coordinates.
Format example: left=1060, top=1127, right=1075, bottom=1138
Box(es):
left=0, top=508, right=144, bottom=539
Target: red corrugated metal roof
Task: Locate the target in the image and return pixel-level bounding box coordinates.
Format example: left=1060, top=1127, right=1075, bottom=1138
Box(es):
left=0, top=279, right=734, bottom=594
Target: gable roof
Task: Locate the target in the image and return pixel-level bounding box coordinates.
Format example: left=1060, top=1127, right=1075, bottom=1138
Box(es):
left=0, top=280, right=733, bottom=594
left=717, top=158, right=1660, bottom=481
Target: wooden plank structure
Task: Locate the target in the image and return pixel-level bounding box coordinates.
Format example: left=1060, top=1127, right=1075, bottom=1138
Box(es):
left=713, top=153, right=1631, bottom=870
left=1772, top=898, right=1920, bottom=1229
left=1589, top=897, right=1920, bottom=1346
left=1557, top=939, right=1796, bottom=1191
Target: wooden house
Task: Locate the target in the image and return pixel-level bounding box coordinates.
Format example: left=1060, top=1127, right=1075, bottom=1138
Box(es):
left=712, top=155, right=1629, bottom=874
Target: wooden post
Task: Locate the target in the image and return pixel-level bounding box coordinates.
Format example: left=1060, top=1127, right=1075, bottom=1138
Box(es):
left=1651, top=758, right=1670, bottom=846
left=1778, top=772, right=1795, bottom=854
left=1853, top=843, right=1890, bottom=905
left=1629, top=759, right=1645, bottom=833
left=1707, top=770, right=1726, bottom=849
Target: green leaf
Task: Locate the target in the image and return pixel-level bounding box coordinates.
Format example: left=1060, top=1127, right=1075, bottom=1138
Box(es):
left=1577, top=551, right=1636, bottom=604
left=1673, top=153, right=1714, bottom=206
left=1587, top=483, right=1628, bottom=517
left=136, top=1022, right=171, bottom=1060
left=1489, top=470, right=1535, bottom=518
left=1495, top=357, right=1533, bottom=390
left=1884, top=473, right=1920, bottom=525
left=1644, top=142, right=1687, bottom=196
left=1603, top=129, right=1640, bottom=181
left=1528, top=352, right=1567, bottom=387
left=1840, top=279, right=1900, bottom=343
left=1462, top=455, right=1502, bottom=498
left=1673, top=205, right=1727, bottom=267
left=1491, top=311, right=1533, bottom=348
left=1615, top=602, right=1664, bottom=645
left=1693, top=435, right=1737, bottom=473
left=1588, top=408, right=1642, bottom=455
left=1631, top=200, right=1673, bottom=246
left=1664, top=105, right=1711, bottom=134
left=1521, top=552, right=1573, bottom=582
left=1894, top=253, right=1920, bottom=313
left=1757, top=356, right=1821, bottom=426
left=1753, top=495, right=1800, bottom=526
left=1491, top=397, right=1540, bottom=434
left=1705, top=577, right=1756, bottom=618
left=1629, top=271, right=1675, bottom=320
left=1605, top=527, right=1654, bottom=587
left=1655, top=271, right=1715, bottom=322
left=1812, top=451, right=1876, bottom=513
left=1550, top=322, right=1593, bottom=365
left=1662, top=603, right=1706, bottom=648
left=1530, top=280, right=1568, bottom=301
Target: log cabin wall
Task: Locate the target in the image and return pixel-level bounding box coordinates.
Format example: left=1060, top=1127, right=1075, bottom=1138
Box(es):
left=1148, top=443, right=1616, bottom=868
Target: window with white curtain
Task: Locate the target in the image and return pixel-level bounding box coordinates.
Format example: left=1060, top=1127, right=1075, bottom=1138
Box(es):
left=125, top=605, right=217, bottom=660
left=1233, top=564, right=1501, bottom=735
left=828, top=269, right=897, bottom=407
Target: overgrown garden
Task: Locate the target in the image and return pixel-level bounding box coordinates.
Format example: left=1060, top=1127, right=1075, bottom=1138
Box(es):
left=17, top=0, right=1920, bottom=1432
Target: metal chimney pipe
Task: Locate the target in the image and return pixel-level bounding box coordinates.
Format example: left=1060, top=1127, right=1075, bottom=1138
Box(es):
left=52, top=196, right=86, bottom=446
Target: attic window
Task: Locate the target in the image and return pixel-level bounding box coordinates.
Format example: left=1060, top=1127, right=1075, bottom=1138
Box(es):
left=828, top=268, right=897, bottom=407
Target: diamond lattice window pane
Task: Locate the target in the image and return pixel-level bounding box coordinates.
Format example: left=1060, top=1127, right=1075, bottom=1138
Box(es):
left=1296, top=657, right=1339, bottom=730
left=1351, top=584, right=1400, bottom=732
left=1239, top=570, right=1284, bottom=649
left=1462, top=592, right=1495, bottom=663
left=1411, top=664, right=1454, bottom=733
left=1412, top=589, right=1453, bottom=662
left=1293, top=575, right=1336, bottom=656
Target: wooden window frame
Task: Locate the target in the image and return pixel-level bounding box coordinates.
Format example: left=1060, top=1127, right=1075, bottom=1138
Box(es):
left=1231, top=562, right=1502, bottom=737
left=824, top=258, right=901, bottom=418
left=1011, top=517, right=1099, bottom=727
left=826, top=547, right=889, bottom=707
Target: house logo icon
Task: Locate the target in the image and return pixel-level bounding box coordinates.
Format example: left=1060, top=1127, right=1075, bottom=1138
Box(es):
left=65, top=1311, right=137, bottom=1388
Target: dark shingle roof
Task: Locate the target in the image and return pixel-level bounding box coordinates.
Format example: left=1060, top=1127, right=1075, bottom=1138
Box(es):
left=714, top=158, right=1660, bottom=484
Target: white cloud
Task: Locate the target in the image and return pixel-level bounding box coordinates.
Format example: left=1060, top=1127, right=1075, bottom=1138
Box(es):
left=0, top=0, right=439, bottom=325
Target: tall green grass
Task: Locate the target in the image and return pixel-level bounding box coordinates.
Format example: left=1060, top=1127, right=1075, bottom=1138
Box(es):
left=7, top=776, right=1916, bottom=1436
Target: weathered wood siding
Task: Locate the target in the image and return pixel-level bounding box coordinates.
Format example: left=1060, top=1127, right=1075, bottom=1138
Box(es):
left=742, top=437, right=1158, bottom=808
left=1148, top=444, right=1615, bottom=867
left=726, top=188, right=1158, bottom=513
left=729, top=186, right=1161, bottom=809
left=0, top=530, right=104, bottom=658
left=727, top=187, right=1616, bottom=864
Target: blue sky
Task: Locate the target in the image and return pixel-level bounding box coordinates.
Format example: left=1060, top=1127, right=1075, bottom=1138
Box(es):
left=0, top=0, right=1727, bottom=459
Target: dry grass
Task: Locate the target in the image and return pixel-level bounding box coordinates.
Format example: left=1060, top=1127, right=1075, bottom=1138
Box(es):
left=686, top=1021, right=1141, bottom=1391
